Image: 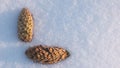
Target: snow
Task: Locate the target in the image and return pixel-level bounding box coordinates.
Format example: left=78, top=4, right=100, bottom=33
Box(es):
left=0, top=0, right=120, bottom=68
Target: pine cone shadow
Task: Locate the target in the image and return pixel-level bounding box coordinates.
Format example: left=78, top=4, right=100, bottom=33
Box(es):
left=0, top=9, right=21, bottom=42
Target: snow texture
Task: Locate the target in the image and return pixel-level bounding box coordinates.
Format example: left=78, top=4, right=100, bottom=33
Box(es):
left=0, top=0, right=120, bottom=68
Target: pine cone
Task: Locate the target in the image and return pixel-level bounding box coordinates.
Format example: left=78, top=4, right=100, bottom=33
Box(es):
left=18, top=8, right=33, bottom=42
left=25, top=45, right=70, bottom=64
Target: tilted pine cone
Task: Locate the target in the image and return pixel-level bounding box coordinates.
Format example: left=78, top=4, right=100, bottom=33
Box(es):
left=25, top=45, right=70, bottom=64
left=18, top=8, right=33, bottom=42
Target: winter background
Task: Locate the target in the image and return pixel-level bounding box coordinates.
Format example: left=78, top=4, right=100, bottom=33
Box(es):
left=0, top=0, right=120, bottom=68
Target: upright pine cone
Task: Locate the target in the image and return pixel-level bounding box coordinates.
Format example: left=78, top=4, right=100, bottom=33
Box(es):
left=25, top=45, right=70, bottom=64
left=18, top=8, right=33, bottom=42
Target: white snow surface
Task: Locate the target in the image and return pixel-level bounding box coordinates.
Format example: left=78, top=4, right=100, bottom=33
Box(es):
left=0, top=0, right=120, bottom=68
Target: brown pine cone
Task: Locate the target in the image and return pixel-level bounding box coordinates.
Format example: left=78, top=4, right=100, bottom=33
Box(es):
left=25, top=45, right=70, bottom=64
left=18, top=8, right=33, bottom=42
